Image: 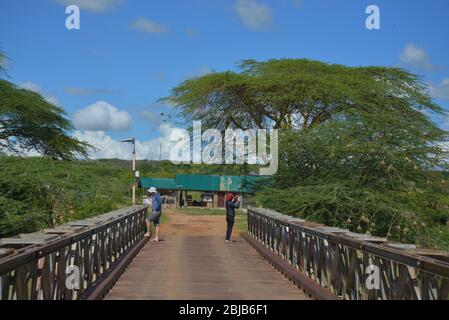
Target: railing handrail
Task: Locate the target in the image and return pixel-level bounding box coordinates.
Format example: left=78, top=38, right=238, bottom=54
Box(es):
left=0, top=205, right=148, bottom=300
left=248, top=206, right=449, bottom=278
left=0, top=205, right=146, bottom=275
left=247, top=206, right=449, bottom=300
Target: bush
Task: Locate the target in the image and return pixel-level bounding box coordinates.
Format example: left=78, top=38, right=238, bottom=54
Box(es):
left=0, top=156, right=131, bottom=237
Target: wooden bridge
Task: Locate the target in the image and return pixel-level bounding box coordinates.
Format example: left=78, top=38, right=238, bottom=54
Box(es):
left=106, top=236, right=306, bottom=300
left=1, top=206, right=449, bottom=300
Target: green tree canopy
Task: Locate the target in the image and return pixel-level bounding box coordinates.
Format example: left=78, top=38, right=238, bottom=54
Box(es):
left=0, top=79, right=91, bottom=159
left=165, top=58, right=449, bottom=249
left=164, top=59, right=444, bottom=130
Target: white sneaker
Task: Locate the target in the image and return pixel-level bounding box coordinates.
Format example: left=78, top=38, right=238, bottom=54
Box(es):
left=226, top=240, right=231, bottom=243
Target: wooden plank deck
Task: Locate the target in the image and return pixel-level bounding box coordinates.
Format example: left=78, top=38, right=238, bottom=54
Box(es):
left=106, top=236, right=307, bottom=300
left=105, top=235, right=308, bottom=300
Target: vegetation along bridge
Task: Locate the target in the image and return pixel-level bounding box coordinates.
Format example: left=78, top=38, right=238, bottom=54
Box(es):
left=1, top=206, right=449, bottom=300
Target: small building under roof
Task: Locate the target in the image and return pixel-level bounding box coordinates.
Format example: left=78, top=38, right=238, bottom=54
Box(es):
left=139, top=174, right=266, bottom=208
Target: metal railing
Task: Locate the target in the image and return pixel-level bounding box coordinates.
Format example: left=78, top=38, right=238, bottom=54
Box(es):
left=0, top=205, right=147, bottom=300
left=247, top=207, right=449, bottom=300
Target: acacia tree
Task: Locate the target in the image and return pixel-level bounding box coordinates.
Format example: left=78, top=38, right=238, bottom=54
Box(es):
left=165, top=59, right=443, bottom=130
left=0, top=79, right=91, bottom=159
left=166, top=58, right=449, bottom=248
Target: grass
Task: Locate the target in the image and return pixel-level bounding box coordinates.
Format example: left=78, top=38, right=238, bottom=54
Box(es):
left=234, top=215, right=248, bottom=232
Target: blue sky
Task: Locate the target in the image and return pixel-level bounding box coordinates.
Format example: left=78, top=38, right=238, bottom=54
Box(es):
left=1, top=0, right=449, bottom=159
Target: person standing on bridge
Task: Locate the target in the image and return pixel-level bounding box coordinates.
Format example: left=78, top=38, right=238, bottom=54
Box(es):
left=225, top=193, right=240, bottom=243
left=144, top=187, right=162, bottom=242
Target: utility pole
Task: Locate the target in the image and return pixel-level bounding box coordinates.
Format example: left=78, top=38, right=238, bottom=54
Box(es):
left=159, top=140, right=162, bottom=161
left=120, top=138, right=137, bottom=205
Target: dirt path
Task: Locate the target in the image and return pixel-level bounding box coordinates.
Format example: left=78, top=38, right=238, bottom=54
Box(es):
left=161, top=209, right=237, bottom=238
left=105, top=209, right=308, bottom=300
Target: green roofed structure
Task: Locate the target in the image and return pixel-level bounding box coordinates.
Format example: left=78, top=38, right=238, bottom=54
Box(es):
left=139, top=178, right=179, bottom=191
left=175, top=174, right=259, bottom=193
left=139, top=174, right=268, bottom=208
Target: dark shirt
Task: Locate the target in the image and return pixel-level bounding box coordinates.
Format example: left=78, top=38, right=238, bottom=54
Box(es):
left=225, top=200, right=240, bottom=216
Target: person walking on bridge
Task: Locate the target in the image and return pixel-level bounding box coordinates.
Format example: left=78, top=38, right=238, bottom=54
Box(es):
left=144, top=187, right=162, bottom=242
left=225, top=193, right=240, bottom=243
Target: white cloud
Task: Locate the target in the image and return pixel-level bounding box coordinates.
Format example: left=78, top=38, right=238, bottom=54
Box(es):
left=158, top=122, right=186, bottom=139
left=45, top=96, right=60, bottom=106
left=399, top=44, right=436, bottom=71
left=72, top=101, right=132, bottom=131
left=21, top=81, right=41, bottom=93
left=0, top=147, right=42, bottom=158
left=20, top=81, right=60, bottom=106
left=74, top=123, right=185, bottom=160
left=73, top=130, right=135, bottom=159
left=429, top=78, right=449, bottom=100
left=53, top=0, right=122, bottom=12
left=234, top=0, right=274, bottom=31
left=131, top=18, right=169, bottom=34
left=140, top=110, right=162, bottom=126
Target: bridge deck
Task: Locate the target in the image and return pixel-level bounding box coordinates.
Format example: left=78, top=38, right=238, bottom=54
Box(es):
left=105, top=210, right=308, bottom=300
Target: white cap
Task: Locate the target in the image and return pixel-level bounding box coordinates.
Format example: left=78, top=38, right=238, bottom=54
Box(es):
left=148, top=187, right=157, bottom=193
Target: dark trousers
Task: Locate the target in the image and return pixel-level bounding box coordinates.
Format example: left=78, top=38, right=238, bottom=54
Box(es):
left=226, top=215, right=235, bottom=241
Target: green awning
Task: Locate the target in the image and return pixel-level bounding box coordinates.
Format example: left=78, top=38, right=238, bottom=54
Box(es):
left=140, top=174, right=269, bottom=193
left=139, top=178, right=178, bottom=190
